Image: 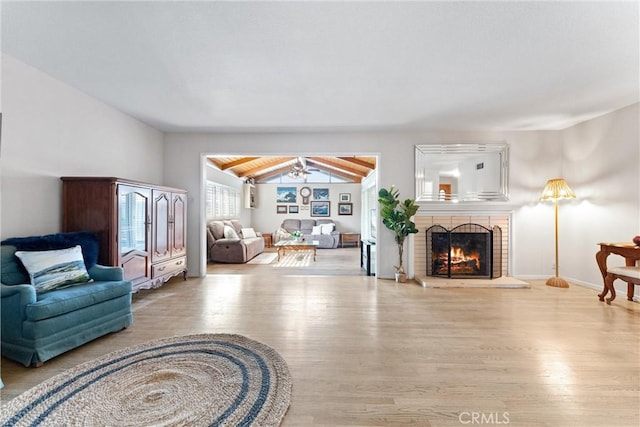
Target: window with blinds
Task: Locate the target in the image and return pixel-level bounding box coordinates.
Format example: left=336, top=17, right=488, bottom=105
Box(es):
left=206, top=181, right=241, bottom=219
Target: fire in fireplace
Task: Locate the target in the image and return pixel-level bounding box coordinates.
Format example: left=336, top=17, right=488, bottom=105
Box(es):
left=426, top=223, right=502, bottom=279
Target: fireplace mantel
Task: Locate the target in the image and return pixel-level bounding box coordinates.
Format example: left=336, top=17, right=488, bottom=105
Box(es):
left=416, top=203, right=516, bottom=215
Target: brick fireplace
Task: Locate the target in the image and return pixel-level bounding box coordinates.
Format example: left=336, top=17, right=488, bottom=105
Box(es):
left=426, top=223, right=502, bottom=279
left=413, top=215, right=510, bottom=279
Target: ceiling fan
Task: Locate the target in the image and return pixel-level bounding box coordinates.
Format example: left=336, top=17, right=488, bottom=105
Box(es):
left=288, top=157, right=315, bottom=179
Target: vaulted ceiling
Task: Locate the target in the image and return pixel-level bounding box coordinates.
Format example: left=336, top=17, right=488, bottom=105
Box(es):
left=207, top=156, right=376, bottom=183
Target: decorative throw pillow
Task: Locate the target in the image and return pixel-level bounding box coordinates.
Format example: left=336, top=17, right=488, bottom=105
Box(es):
left=311, top=225, right=322, bottom=235
left=209, top=221, right=225, bottom=240
left=320, top=223, right=335, bottom=235
left=241, top=227, right=257, bottom=239
left=14, top=245, right=92, bottom=294
left=223, top=225, right=240, bottom=240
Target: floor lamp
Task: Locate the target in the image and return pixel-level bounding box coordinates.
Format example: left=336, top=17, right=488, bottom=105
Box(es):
left=540, top=178, right=576, bottom=288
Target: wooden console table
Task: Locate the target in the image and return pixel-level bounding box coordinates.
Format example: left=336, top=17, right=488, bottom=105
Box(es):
left=595, top=242, right=639, bottom=302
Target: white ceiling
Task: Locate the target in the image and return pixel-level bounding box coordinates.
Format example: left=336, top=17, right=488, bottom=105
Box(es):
left=2, top=1, right=638, bottom=133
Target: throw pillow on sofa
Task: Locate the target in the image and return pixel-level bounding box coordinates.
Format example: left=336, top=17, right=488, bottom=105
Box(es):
left=14, top=245, right=92, bottom=294
left=311, top=225, right=322, bottom=235
left=320, top=223, right=335, bottom=235
left=241, top=227, right=257, bottom=238
left=223, top=225, right=240, bottom=240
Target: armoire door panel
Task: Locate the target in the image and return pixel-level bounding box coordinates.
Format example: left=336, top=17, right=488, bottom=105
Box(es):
left=171, top=193, right=187, bottom=257
left=152, top=190, right=171, bottom=262
left=121, top=252, right=151, bottom=285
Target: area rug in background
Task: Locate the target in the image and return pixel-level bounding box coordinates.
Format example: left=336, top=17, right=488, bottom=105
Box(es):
left=0, top=334, right=292, bottom=426
left=247, top=252, right=278, bottom=264
left=273, top=252, right=314, bottom=267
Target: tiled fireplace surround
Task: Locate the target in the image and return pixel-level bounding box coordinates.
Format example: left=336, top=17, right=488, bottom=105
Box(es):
left=413, top=214, right=510, bottom=279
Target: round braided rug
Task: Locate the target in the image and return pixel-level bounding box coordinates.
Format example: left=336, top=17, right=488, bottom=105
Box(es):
left=1, top=334, right=292, bottom=426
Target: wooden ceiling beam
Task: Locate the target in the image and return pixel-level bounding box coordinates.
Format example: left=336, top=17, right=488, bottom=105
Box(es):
left=219, top=157, right=260, bottom=170
left=207, top=158, right=224, bottom=169
left=337, top=156, right=376, bottom=169
left=209, top=155, right=372, bottom=183
left=253, top=162, right=362, bottom=183
left=238, top=157, right=296, bottom=178
left=252, top=165, right=295, bottom=181
left=307, top=157, right=367, bottom=177
left=306, top=160, right=363, bottom=183
left=326, top=168, right=363, bottom=183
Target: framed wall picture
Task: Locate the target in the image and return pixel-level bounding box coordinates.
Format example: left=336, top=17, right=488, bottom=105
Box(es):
left=288, top=205, right=299, bottom=214
left=310, top=201, right=330, bottom=217
left=313, top=188, right=329, bottom=200
left=276, top=187, right=297, bottom=203
left=338, top=202, right=353, bottom=215
left=339, top=193, right=351, bottom=202
left=276, top=205, right=288, bottom=214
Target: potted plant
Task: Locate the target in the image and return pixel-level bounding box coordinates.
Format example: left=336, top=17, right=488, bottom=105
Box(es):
left=378, top=185, right=419, bottom=282
left=291, top=230, right=303, bottom=242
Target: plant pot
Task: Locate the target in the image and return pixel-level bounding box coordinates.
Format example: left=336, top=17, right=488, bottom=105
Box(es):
left=395, top=272, right=407, bottom=283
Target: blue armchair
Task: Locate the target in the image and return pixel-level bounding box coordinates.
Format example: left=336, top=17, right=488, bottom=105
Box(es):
left=1, top=232, right=133, bottom=367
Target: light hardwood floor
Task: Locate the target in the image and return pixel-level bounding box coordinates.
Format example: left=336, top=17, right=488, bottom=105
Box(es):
left=207, top=246, right=366, bottom=276
left=1, top=259, right=639, bottom=426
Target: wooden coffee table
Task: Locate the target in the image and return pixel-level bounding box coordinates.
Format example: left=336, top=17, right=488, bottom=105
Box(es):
left=274, top=240, right=319, bottom=261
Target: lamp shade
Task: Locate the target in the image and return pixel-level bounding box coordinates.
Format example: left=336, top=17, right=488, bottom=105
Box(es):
left=539, top=178, right=576, bottom=201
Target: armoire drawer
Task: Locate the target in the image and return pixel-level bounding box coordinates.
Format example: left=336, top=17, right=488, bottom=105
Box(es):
left=151, top=256, right=186, bottom=278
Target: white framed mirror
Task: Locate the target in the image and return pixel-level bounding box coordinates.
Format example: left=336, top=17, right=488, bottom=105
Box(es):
left=415, top=142, right=509, bottom=202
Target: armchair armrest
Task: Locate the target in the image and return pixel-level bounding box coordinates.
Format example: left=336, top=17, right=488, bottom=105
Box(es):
left=1, top=283, right=36, bottom=340
left=1, top=283, right=37, bottom=305
left=88, top=265, right=124, bottom=281
left=206, top=228, right=216, bottom=249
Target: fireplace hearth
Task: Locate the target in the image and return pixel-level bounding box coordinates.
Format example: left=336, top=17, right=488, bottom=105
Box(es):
left=426, top=223, right=502, bottom=279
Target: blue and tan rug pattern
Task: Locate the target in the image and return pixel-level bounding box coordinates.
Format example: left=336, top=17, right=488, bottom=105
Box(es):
left=1, top=334, right=292, bottom=426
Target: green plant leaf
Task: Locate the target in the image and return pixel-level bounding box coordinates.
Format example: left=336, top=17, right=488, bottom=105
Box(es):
left=377, top=186, right=419, bottom=271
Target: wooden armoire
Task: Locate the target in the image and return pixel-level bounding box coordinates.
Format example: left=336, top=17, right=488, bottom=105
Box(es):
left=61, top=177, right=187, bottom=292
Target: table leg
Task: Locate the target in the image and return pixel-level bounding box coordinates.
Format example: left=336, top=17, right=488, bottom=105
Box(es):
left=596, top=249, right=610, bottom=301
left=313, top=248, right=316, bottom=261
left=604, top=273, right=617, bottom=304
left=627, top=283, right=635, bottom=301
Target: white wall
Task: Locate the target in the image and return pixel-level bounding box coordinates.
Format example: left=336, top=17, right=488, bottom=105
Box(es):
left=360, top=170, right=378, bottom=241
left=253, top=182, right=362, bottom=235
left=509, top=103, right=640, bottom=295
left=506, top=129, right=565, bottom=279
left=1, top=55, right=164, bottom=239
left=561, top=103, right=639, bottom=292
